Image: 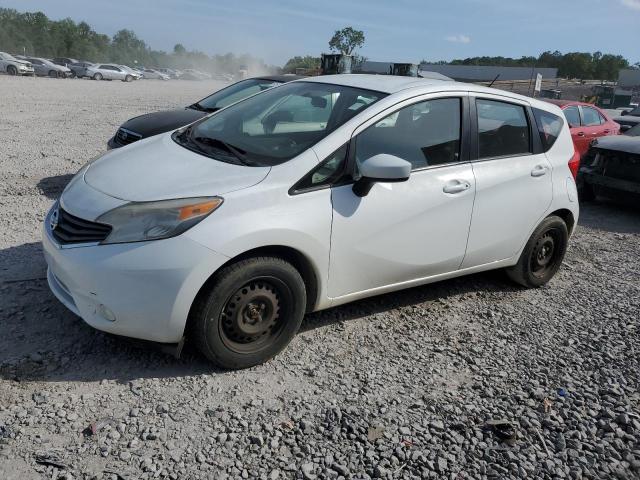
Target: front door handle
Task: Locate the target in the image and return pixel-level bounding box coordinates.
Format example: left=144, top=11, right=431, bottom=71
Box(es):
left=576, top=132, right=585, bottom=137
left=443, top=180, right=471, bottom=194
left=531, top=165, right=548, bottom=177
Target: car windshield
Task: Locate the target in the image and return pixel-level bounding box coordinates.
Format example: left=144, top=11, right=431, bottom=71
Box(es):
left=175, top=81, right=386, bottom=167
left=625, top=123, right=640, bottom=136
left=1, top=52, right=17, bottom=61
left=194, top=78, right=283, bottom=112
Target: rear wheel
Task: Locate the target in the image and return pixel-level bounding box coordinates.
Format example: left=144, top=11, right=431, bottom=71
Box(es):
left=93, top=73, right=103, bottom=80
left=189, top=257, right=306, bottom=369
left=506, top=216, right=568, bottom=288
left=7, top=65, right=17, bottom=75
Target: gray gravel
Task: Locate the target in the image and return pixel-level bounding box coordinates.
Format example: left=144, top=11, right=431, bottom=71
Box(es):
left=1, top=75, right=639, bottom=480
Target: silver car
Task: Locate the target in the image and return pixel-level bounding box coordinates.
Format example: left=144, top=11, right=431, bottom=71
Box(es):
left=0, top=51, right=34, bottom=76
left=86, top=64, right=137, bottom=82
left=19, top=57, right=71, bottom=78
left=142, top=68, right=170, bottom=80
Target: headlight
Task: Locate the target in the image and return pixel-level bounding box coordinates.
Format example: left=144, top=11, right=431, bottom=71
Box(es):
left=97, top=197, right=223, bottom=244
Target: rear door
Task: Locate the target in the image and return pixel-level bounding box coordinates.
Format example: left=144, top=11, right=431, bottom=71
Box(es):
left=462, top=94, right=553, bottom=268
left=328, top=93, right=476, bottom=298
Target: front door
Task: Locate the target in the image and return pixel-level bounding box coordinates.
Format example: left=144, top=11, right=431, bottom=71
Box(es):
left=462, top=95, right=553, bottom=268
left=329, top=95, right=476, bottom=298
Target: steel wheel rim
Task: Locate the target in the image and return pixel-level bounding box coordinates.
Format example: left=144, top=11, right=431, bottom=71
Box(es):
left=218, top=276, right=292, bottom=354
left=530, top=229, right=560, bottom=278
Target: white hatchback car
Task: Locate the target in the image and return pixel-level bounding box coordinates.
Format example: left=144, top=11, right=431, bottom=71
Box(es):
left=43, top=75, right=579, bottom=369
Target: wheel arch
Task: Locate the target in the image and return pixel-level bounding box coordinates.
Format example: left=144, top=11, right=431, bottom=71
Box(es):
left=191, top=245, right=320, bottom=316
left=549, top=208, right=575, bottom=235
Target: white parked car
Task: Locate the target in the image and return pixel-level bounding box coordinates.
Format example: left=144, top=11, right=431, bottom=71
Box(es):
left=86, top=64, right=137, bottom=81
left=43, top=75, right=579, bottom=369
left=0, top=51, right=34, bottom=76
left=142, top=68, right=170, bottom=80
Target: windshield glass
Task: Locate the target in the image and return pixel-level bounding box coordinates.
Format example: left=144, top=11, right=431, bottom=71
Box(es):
left=196, top=78, right=282, bottom=111
left=174, top=81, right=386, bottom=167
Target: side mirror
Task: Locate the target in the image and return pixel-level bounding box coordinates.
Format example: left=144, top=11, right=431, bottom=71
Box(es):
left=353, top=154, right=411, bottom=197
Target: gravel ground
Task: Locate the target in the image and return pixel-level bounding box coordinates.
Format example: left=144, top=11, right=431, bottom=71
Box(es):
left=1, top=75, right=639, bottom=480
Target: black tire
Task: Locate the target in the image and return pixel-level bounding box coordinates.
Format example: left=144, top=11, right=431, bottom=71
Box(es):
left=188, top=256, right=306, bottom=369
left=7, top=65, right=17, bottom=75
left=506, top=216, right=568, bottom=288
left=93, top=73, right=103, bottom=80
left=124, top=75, right=133, bottom=82
left=69, top=71, right=76, bottom=78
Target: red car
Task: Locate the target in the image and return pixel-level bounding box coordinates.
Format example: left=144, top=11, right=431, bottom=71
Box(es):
left=544, top=100, right=620, bottom=159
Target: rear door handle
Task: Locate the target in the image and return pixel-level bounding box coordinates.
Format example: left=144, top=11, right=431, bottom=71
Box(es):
left=531, top=165, right=548, bottom=177
left=576, top=132, right=585, bottom=137
left=443, top=180, right=471, bottom=194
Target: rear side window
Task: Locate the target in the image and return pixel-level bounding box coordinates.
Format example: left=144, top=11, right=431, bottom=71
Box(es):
left=533, top=108, right=564, bottom=152
left=582, top=107, right=603, bottom=126
left=476, top=99, right=530, bottom=159
left=563, top=106, right=581, bottom=126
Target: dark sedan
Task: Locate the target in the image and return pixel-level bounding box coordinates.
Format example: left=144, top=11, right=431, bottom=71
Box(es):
left=108, top=75, right=304, bottom=149
left=578, top=123, right=640, bottom=203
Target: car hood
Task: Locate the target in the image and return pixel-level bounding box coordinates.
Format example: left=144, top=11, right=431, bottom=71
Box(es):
left=15, top=59, right=32, bottom=66
left=592, top=135, right=640, bottom=155
left=84, top=133, right=270, bottom=201
left=119, top=108, right=207, bottom=139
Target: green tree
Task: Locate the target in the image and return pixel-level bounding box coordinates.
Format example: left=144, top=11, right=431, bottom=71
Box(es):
left=282, top=55, right=320, bottom=73
left=328, top=27, right=365, bottom=56
left=173, top=43, right=186, bottom=55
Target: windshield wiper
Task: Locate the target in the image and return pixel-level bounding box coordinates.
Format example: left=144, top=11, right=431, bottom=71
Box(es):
left=192, top=136, right=251, bottom=165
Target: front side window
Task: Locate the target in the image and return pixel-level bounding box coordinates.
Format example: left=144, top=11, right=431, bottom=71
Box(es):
left=563, top=106, right=581, bottom=126
left=477, top=99, right=530, bottom=159
left=582, top=107, right=603, bottom=126
left=533, top=108, right=564, bottom=152
left=355, top=97, right=462, bottom=170
left=177, top=82, right=385, bottom=167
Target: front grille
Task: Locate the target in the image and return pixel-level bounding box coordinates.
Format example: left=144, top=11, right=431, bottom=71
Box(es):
left=52, top=208, right=112, bottom=245
left=114, top=128, right=142, bottom=146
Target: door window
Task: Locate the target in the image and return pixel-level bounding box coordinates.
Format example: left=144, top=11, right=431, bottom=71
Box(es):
left=563, top=106, right=581, bottom=126
left=532, top=108, right=564, bottom=152
left=582, top=107, right=603, bottom=126
left=476, top=99, right=530, bottom=159
left=355, top=97, right=462, bottom=170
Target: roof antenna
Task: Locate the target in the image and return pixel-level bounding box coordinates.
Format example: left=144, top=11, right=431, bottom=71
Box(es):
left=488, top=74, right=500, bottom=88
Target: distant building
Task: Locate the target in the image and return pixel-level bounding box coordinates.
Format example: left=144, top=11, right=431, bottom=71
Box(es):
left=418, top=64, right=558, bottom=82
left=617, top=69, right=640, bottom=88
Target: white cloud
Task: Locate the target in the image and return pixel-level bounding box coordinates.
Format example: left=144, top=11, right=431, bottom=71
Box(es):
left=445, top=34, right=471, bottom=44
left=621, top=0, right=640, bottom=10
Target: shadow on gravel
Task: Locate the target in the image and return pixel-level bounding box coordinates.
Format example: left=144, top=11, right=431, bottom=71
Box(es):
left=36, top=174, right=73, bottom=199
left=578, top=200, right=640, bottom=234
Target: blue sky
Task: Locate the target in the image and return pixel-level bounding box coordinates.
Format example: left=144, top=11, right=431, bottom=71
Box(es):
left=2, top=0, right=639, bottom=66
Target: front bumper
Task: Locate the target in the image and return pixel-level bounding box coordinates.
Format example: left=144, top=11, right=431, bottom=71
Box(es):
left=18, top=66, right=34, bottom=75
left=42, top=207, right=229, bottom=343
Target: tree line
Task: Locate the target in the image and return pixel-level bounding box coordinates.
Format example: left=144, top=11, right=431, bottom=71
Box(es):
left=0, top=8, right=275, bottom=74
left=426, top=51, right=634, bottom=81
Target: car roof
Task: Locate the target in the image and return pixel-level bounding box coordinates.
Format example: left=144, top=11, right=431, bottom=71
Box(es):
left=255, top=74, right=306, bottom=83
left=300, top=74, right=452, bottom=93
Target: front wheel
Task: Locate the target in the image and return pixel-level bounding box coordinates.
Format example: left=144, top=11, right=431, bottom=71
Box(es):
left=124, top=75, right=133, bottom=82
left=506, top=216, right=568, bottom=288
left=188, top=257, right=306, bottom=369
left=7, top=65, right=17, bottom=75
left=93, top=73, right=103, bottom=80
